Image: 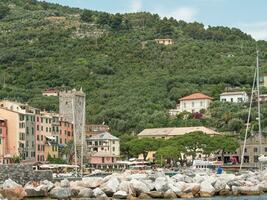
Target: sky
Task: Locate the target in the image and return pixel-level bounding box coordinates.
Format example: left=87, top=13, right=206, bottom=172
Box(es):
left=43, top=0, right=267, bottom=40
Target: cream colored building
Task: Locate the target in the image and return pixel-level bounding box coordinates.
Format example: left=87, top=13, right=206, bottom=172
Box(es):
left=169, top=93, right=213, bottom=116
left=155, top=39, right=173, bottom=45
left=0, top=101, right=37, bottom=160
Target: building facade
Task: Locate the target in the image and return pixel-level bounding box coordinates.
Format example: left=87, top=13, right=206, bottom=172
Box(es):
left=0, top=117, right=8, bottom=164
left=220, top=91, right=248, bottom=103
left=42, top=88, right=59, bottom=97
left=86, top=132, right=120, bottom=164
left=169, top=93, right=213, bottom=115
left=155, top=39, right=173, bottom=45
left=85, top=124, right=109, bottom=138
left=0, top=101, right=36, bottom=161
left=59, top=88, right=86, bottom=144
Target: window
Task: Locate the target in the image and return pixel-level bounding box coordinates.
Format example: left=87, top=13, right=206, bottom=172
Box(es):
left=230, top=98, right=234, bottom=102
left=237, top=97, right=243, bottom=102
left=221, top=98, right=226, bottom=102
left=19, top=115, right=24, bottom=121
left=37, top=125, right=39, bottom=131
left=26, top=127, right=29, bottom=134
left=38, top=145, right=40, bottom=151
left=41, top=126, right=43, bottom=131
left=37, top=117, right=39, bottom=122
left=254, top=147, right=258, bottom=152
left=49, top=128, right=51, bottom=132
left=245, top=148, right=247, bottom=153
left=46, top=119, right=48, bottom=123
left=64, top=130, right=67, bottom=135
left=60, top=138, right=62, bottom=144
left=37, top=135, right=39, bottom=141
left=113, top=147, right=115, bottom=152
left=41, top=135, right=43, bottom=141
left=254, top=155, right=258, bottom=163
left=32, top=127, right=34, bottom=135
left=46, top=127, right=48, bottom=132
left=41, top=118, right=43, bottom=123
left=265, top=148, right=267, bottom=152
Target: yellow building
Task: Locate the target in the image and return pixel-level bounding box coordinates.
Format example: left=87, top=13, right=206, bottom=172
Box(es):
left=44, top=136, right=59, bottom=160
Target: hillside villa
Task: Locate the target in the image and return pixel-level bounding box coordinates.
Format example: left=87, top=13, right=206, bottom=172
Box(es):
left=220, top=91, right=248, bottom=103
left=169, top=92, right=213, bottom=116
left=155, top=39, right=173, bottom=45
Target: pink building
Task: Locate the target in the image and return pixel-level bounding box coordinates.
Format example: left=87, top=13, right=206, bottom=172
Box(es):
left=86, top=132, right=120, bottom=166
left=0, top=117, right=8, bottom=164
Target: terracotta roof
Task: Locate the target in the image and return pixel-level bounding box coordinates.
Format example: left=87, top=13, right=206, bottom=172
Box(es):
left=138, top=126, right=220, bottom=137
left=179, top=93, right=213, bottom=101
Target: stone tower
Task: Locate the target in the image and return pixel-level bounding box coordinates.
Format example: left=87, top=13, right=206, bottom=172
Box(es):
left=59, top=88, right=86, bottom=144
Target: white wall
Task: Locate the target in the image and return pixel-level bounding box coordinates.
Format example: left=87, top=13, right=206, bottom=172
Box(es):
left=220, top=94, right=248, bottom=103
left=179, top=99, right=211, bottom=113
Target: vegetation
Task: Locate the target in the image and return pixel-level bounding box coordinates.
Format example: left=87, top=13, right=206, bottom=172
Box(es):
left=125, top=132, right=239, bottom=166
left=1, top=0, right=267, bottom=137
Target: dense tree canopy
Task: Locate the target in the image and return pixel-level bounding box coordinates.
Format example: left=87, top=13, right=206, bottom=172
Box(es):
left=0, top=0, right=267, bottom=137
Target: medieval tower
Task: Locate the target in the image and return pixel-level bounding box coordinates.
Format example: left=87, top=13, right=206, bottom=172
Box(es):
left=59, top=88, right=86, bottom=145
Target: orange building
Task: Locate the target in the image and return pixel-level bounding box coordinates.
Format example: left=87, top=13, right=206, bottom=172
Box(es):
left=59, top=118, right=73, bottom=145
left=0, top=117, right=8, bottom=164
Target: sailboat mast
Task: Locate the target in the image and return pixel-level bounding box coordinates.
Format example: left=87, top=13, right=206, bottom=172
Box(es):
left=256, top=50, right=262, bottom=157
left=72, top=98, right=78, bottom=177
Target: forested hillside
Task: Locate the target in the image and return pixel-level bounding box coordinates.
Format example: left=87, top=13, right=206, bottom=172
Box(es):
left=1, top=0, right=267, bottom=136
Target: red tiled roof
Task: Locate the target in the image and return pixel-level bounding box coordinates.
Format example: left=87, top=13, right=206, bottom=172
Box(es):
left=179, top=93, right=213, bottom=101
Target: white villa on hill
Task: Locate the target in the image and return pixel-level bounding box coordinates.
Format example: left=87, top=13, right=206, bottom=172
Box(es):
left=220, top=91, right=248, bottom=103
left=169, top=92, right=213, bottom=116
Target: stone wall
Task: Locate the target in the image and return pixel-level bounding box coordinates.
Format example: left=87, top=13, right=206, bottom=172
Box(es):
left=0, top=164, right=52, bottom=185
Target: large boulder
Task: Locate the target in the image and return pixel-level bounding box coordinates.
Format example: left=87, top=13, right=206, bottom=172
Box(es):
left=199, top=180, right=215, bottom=197
left=236, top=185, right=262, bottom=196
left=129, top=174, right=148, bottom=180
left=168, top=181, right=184, bottom=196
left=78, top=187, right=93, bottom=198
left=138, top=192, right=152, bottom=199
left=214, top=178, right=227, bottom=192
left=259, top=181, right=267, bottom=192
left=146, top=191, right=163, bottom=198
left=171, top=174, right=185, bottom=182
left=2, top=179, right=21, bottom=189
left=113, top=190, right=128, bottom=199
left=101, top=177, right=120, bottom=196
left=93, top=187, right=108, bottom=198
left=24, top=182, right=48, bottom=197
left=155, top=177, right=169, bottom=192
left=0, top=187, right=26, bottom=200
left=60, top=179, right=70, bottom=188
left=0, top=179, right=26, bottom=200
left=130, top=179, right=150, bottom=196
left=49, top=187, right=72, bottom=199
left=163, top=191, right=177, bottom=199
left=80, top=177, right=104, bottom=188
left=41, top=180, right=54, bottom=192
left=143, top=179, right=155, bottom=191
left=119, top=181, right=133, bottom=195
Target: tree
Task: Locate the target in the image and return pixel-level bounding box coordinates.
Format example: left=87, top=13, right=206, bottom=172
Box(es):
left=208, top=135, right=239, bottom=163
left=97, top=13, right=111, bottom=25
left=0, top=5, right=10, bottom=19
left=81, top=10, right=93, bottom=22
left=156, top=145, right=184, bottom=167
left=228, top=118, right=244, bottom=132
left=120, top=134, right=135, bottom=159
left=174, top=131, right=210, bottom=160
left=128, top=138, right=161, bottom=160
left=111, top=14, right=123, bottom=31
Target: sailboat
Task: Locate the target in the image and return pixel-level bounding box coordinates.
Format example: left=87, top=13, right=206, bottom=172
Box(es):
left=240, top=50, right=266, bottom=170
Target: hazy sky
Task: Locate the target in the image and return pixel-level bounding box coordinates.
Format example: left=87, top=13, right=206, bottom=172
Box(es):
left=43, top=0, right=267, bottom=40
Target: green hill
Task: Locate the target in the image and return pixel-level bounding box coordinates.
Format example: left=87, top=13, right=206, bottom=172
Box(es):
left=1, top=0, right=267, bottom=135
